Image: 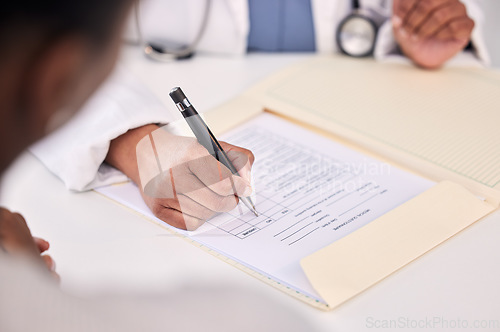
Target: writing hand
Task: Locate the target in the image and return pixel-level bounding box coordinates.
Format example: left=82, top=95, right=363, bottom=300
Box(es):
left=107, top=125, right=254, bottom=231
left=393, top=0, right=474, bottom=69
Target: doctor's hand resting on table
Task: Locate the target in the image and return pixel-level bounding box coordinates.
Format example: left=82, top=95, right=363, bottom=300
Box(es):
left=393, top=0, right=476, bottom=69
left=106, top=124, right=254, bottom=231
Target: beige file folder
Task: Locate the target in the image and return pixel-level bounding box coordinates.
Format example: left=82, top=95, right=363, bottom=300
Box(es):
left=202, top=55, right=499, bottom=310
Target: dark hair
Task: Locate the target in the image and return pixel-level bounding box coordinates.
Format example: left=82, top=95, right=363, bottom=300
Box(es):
left=0, top=0, right=133, bottom=49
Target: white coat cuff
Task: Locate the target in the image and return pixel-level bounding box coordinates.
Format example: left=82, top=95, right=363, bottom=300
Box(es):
left=30, top=66, right=176, bottom=192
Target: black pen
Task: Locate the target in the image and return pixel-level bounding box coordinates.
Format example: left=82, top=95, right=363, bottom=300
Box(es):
left=169, top=87, right=258, bottom=217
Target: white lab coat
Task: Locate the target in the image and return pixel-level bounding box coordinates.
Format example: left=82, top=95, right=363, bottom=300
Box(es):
left=30, top=0, right=490, bottom=191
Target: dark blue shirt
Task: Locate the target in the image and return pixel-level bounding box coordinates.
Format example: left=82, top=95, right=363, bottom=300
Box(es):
left=247, top=0, right=316, bottom=52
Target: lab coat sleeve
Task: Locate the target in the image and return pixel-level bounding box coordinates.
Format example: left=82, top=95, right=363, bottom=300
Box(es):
left=374, top=0, right=490, bottom=67
left=30, top=66, right=176, bottom=192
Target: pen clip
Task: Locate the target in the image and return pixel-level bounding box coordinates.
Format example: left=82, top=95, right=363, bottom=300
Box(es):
left=175, top=98, right=191, bottom=112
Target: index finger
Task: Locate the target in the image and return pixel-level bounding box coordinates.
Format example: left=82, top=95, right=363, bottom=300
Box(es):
left=220, top=141, right=255, bottom=184
left=402, top=0, right=453, bottom=35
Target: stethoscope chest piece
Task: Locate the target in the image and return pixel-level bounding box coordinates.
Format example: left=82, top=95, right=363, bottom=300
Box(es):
left=135, top=0, right=211, bottom=62
left=336, top=11, right=377, bottom=57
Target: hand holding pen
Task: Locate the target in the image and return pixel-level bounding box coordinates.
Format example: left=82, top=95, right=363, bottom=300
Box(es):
left=170, top=87, right=258, bottom=217
left=116, top=90, right=255, bottom=231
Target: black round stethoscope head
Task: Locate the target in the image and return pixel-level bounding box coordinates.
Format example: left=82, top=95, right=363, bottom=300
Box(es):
left=336, top=12, right=378, bottom=57
left=135, top=0, right=211, bottom=62
left=144, top=43, right=195, bottom=62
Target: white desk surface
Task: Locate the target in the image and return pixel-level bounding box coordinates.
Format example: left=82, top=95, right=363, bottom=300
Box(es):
left=1, top=46, right=499, bottom=331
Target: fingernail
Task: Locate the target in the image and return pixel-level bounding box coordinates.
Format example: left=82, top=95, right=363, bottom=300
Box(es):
left=392, top=16, right=402, bottom=28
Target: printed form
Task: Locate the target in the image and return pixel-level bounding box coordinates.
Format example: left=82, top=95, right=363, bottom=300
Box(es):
left=98, top=113, right=434, bottom=303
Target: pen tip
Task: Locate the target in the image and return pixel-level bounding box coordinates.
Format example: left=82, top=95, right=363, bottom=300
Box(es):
left=253, top=210, right=259, bottom=217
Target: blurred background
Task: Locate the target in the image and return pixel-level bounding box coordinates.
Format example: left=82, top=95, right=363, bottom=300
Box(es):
left=482, top=0, right=500, bottom=68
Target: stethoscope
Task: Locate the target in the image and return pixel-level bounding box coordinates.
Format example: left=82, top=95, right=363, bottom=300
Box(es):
left=336, top=0, right=383, bottom=57
left=135, top=0, right=381, bottom=62
left=134, top=0, right=212, bottom=61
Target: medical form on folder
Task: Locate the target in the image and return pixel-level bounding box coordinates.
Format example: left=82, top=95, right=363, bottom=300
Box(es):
left=97, top=56, right=499, bottom=310
left=97, top=113, right=434, bottom=305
